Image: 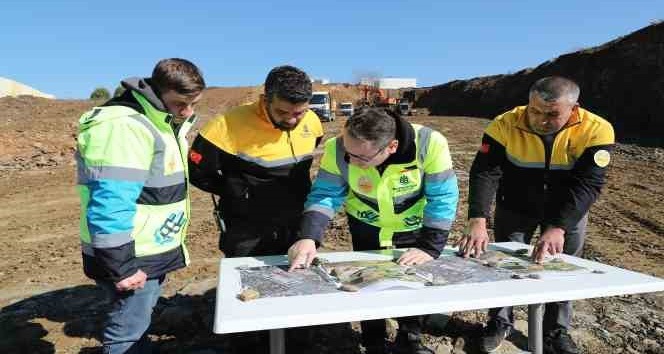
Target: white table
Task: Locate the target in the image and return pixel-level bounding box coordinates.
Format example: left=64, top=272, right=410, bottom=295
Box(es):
left=213, top=242, right=664, bottom=354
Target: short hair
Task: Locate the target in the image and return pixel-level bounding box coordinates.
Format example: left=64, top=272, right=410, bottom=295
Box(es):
left=264, top=65, right=312, bottom=103
left=151, top=58, right=206, bottom=96
left=529, top=76, right=580, bottom=104
left=345, top=107, right=397, bottom=148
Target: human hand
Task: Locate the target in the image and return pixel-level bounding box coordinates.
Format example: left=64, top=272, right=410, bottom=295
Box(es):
left=287, top=239, right=317, bottom=272
left=397, top=248, right=434, bottom=266
left=455, top=218, right=490, bottom=258
left=115, top=269, right=147, bottom=292
left=532, top=227, right=565, bottom=264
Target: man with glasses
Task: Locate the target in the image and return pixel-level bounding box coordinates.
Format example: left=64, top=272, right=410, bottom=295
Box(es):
left=288, top=107, right=459, bottom=354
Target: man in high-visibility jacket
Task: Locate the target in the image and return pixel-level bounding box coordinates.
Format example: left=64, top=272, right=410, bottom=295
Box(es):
left=77, top=58, right=205, bottom=354
left=457, top=77, right=615, bottom=354
left=288, top=107, right=459, bottom=354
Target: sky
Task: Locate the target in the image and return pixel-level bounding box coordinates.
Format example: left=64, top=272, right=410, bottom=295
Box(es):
left=1, top=0, right=662, bottom=99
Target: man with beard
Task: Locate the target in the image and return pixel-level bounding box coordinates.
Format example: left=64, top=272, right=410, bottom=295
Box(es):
left=189, top=65, right=323, bottom=258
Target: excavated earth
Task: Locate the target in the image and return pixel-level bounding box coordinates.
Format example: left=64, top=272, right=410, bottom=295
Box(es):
left=0, top=92, right=662, bottom=354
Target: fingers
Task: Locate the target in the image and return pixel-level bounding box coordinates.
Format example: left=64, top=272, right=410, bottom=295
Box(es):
left=114, top=270, right=147, bottom=292
left=532, top=242, right=552, bottom=264
left=397, top=249, right=432, bottom=266
left=288, top=250, right=315, bottom=272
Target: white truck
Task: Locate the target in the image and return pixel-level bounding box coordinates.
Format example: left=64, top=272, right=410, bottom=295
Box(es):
left=309, top=91, right=335, bottom=122
left=338, top=102, right=354, bottom=116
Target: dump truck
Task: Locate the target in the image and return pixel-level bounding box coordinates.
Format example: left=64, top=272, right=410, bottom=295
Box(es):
left=309, top=91, right=335, bottom=122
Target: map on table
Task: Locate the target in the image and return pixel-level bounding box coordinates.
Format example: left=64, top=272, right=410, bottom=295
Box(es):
left=236, top=250, right=587, bottom=300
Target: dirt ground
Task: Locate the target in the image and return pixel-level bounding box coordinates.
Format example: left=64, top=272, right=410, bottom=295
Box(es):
left=0, top=95, right=662, bottom=354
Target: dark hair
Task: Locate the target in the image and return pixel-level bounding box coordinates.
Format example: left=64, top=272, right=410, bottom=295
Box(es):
left=264, top=65, right=312, bottom=103
left=529, top=76, right=579, bottom=103
left=151, top=58, right=206, bottom=96
left=345, top=107, right=397, bottom=147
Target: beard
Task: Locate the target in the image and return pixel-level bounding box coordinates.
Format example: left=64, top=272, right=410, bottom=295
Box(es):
left=267, top=111, right=299, bottom=131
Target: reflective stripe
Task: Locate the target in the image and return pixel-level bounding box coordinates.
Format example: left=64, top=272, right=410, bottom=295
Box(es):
left=144, top=171, right=186, bottom=188
left=425, top=169, right=456, bottom=182
left=352, top=190, right=379, bottom=210
left=90, top=231, right=133, bottom=248
left=130, top=114, right=168, bottom=183
left=507, top=154, right=546, bottom=169
left=423, top=218, right=453, bottom=230
left=76, top=152, right=149, bottom=184
left=316, top=169, right=346, bottom=185
left=394, top=189, right=422, bottom=206
left=550, top=163, right=574, bottom=171
left=138, top=183, right=187, bottom=205
left=417, top=126, right=432, bottom=165
left=81, top=242, right=94, bottom=256
left=236, top=153, right=314, bottom=168
left=335, top=138, right=349, bottom=180
left=303, top=204, right=336, bottom=219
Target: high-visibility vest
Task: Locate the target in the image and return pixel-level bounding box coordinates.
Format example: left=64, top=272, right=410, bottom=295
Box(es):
left=77, top=91, right=194, bottom=264
left=321, top=124, right=455, bottom=247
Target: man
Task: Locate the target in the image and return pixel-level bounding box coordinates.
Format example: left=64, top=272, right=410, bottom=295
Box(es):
left=457, top=76, right=615, bottom=354
left=288, top=108, right=459, bottom=354
left=188, top=65, right=323, bottom=258
left=76, top=58, right=205, bottom=353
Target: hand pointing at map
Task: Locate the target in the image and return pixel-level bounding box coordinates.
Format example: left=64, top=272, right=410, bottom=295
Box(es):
left=288, top=239, right=317, bottom=271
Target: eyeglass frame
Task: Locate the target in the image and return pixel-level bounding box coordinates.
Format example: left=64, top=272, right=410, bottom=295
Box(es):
left=344, top=141, right=390, bottom=163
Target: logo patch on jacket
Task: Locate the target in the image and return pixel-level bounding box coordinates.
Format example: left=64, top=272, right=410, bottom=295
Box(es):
left=479, top=143, right=490, bottom=154
left=189, top=150, right=203, bottom=164
left=154, top=211, right=187, bottom=245
left=593, top=150, right=610, bottom=167
left=300, top=124, right=313, bottom=138
left=357, top=210, right=379, bottom=223
left=358, top=176, right=373, bottom=193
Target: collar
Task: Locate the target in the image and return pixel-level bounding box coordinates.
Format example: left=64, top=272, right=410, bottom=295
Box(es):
left=380, top=114, right=416, bottom=167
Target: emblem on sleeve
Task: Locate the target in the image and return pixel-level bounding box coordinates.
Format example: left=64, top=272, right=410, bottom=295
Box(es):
left=593, top=150, right=610, bottom=167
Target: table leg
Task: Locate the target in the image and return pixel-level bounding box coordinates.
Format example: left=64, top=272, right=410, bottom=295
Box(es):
left=528, top=303, right=544, bottom=354
left=270, top=328, right=285, bottom=354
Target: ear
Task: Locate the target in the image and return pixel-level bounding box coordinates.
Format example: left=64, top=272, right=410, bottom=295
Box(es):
left=387, top=139, right=399, bottom=154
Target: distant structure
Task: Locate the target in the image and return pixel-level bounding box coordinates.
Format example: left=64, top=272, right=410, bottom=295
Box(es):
left=312, top=78, right=330, bottom=84
left=0, top=77, right=55, bottom=99
left=360, top=77, right=417, bottom=89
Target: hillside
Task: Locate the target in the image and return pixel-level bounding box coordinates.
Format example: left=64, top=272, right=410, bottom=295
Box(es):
left=411, top=22, right=664, bottom=147
left=0, top=88, right=661, bottom=353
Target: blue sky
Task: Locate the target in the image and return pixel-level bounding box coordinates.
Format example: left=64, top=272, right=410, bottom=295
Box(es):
left=1, top=0, right=662, bottom=99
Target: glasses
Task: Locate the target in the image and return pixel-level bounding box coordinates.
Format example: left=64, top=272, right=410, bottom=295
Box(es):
left=345, top=143, right=388, bottom=163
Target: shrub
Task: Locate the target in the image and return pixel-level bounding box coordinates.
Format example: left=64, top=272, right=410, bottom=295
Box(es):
left=90, top=87, right=110, bottom=100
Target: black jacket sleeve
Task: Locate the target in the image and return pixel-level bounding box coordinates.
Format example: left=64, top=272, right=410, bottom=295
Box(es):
left=468, top=134, right=505, bottom=219
left=545, top=144, right=614, bottom=230
left=416, top=227, right=449, bottom=259
left=188, top=134, right=225, bottom=195
left=93, top=242, right=138, bottom=283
